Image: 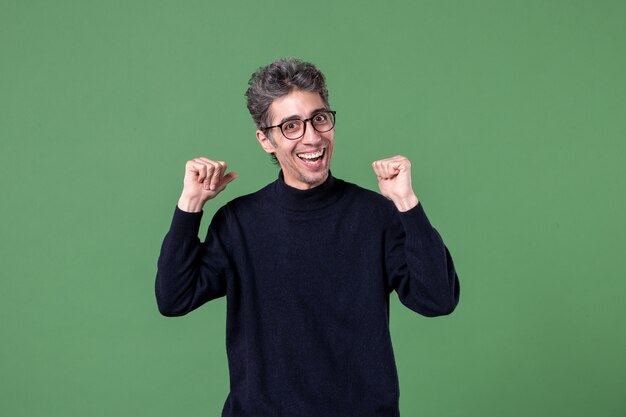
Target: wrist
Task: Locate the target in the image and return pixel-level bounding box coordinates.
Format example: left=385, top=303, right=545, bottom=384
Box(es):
left=391, top=194, right=419, bottom=212
left=177, top=194, right=205, bottom=213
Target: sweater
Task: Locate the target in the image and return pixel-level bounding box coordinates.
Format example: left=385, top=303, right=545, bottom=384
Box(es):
left=155, top=172, right=460, bottom=417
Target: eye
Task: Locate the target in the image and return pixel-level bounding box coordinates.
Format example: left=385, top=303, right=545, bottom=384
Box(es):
left=282, top=120, right=302, bottom=133
left=313, top=112, right=328, bottom=123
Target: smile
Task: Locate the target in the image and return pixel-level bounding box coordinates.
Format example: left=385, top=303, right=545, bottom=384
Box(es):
left=296, top=148, right=325, bottom=164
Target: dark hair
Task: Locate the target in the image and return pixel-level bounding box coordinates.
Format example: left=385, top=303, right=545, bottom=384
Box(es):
left=245, top=58, right=330, bottom=131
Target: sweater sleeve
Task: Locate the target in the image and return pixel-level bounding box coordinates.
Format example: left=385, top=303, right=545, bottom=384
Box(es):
left=155, top=206, right=231, bottom=317
left=385, top=202, right=460, bottom=317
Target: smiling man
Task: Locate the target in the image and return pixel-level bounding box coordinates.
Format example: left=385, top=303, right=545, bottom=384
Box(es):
left=155, top=58, right=460, bottom=417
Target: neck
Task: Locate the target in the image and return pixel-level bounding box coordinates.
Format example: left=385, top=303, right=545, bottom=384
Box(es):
left=274, top=171, right=343, bottom=211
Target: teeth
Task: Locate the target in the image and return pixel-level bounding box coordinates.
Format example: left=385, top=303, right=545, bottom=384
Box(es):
left=297, top=149, right=324, bottom=159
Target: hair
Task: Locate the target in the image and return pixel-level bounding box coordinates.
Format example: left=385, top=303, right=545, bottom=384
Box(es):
left=245, top=58, right=330, bottom=164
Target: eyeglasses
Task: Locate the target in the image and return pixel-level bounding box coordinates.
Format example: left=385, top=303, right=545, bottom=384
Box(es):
left=261, top=110, right=336, bottom=140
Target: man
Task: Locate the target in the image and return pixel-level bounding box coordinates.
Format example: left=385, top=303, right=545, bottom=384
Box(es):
left=156, top=58, right=460, bottom=417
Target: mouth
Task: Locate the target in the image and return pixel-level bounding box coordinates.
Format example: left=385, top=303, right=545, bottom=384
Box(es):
left=296, top=148, right=326, bottom=166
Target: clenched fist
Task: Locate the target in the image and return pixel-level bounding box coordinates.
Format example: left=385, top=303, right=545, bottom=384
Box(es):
left=372, top=155, right=419, bottom=212
left=177, top=158, right=238, bottom=212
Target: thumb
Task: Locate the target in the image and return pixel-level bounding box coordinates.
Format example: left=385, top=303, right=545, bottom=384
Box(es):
left=222, top=171, right=238, bottom=186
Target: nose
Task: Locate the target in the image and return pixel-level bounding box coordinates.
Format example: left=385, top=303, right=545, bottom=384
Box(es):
left=301, top=120, right=321, bottom=144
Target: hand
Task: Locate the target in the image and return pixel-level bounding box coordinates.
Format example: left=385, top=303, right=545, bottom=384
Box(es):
left=177, top=158, right=238, bottom=212
left=372, top=155, right=419, bottom=212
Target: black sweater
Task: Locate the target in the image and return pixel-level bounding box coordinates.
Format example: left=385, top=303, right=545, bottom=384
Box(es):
left=156, top=173, right=460, bottom=417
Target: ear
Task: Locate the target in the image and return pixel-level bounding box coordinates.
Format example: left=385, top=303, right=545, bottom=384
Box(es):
left=256, top=129, right=276, bottom=154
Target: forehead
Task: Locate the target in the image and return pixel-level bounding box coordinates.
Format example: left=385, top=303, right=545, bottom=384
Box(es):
left=268, top=90, right=326, bottom=123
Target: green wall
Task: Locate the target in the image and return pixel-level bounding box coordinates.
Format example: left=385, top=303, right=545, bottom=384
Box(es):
left=1, top=1, right=624, bottom=416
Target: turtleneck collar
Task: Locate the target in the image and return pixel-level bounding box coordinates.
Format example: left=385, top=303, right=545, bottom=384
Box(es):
left=272, top=170, right=344, bottom=211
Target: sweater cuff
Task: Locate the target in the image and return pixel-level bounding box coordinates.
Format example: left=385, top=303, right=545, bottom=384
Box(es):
left=168, top=206, right=204, bottom=238
left=397, top=202, right=433, bottom=233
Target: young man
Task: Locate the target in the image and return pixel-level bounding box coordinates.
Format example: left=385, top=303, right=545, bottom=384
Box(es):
left=156, top=58, right=460, bottom=416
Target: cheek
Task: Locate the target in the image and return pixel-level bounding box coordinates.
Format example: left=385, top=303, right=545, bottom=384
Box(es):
left=326, top=137, right=335, bottom=152
left=276, top=144, right=297, bottom=161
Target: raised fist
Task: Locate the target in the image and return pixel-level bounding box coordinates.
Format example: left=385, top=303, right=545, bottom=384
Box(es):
left=178, top=157, right=238, bottom=212
left=372, top=155, right=419, bottom=212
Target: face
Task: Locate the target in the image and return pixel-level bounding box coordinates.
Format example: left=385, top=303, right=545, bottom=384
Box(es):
left=256, top=90, right=334, bottom=190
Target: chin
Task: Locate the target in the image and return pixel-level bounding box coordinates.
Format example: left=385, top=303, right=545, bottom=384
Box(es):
left=300, top=170, right=329, bottom=186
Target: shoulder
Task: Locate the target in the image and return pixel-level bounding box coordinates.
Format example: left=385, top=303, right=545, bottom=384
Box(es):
left=216, top=182, right=275, bottom=219
left=333, top=178, right=400, bottom=225
left=204, top=183, right=274, bottom=238
left=339, top=178, right=394, bottom=209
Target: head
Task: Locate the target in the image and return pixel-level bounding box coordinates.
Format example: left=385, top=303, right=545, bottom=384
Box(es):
left=245, top=58, right=335, bottom=190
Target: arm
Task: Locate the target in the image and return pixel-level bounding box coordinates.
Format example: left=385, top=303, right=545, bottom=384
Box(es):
left=373, top=155, right=460, bottom=317
left=155, top=158, right=237, bottom=316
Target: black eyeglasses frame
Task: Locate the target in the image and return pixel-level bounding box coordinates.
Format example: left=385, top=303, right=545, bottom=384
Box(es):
left=261, top=110, right=337, bottom=140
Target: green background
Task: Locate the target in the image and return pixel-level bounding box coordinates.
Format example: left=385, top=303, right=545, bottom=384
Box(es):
left=1, top=0, right=625, bottom=416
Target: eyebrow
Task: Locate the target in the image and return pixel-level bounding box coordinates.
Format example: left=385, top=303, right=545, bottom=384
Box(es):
left=277, top=107, right=329, bottom=125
